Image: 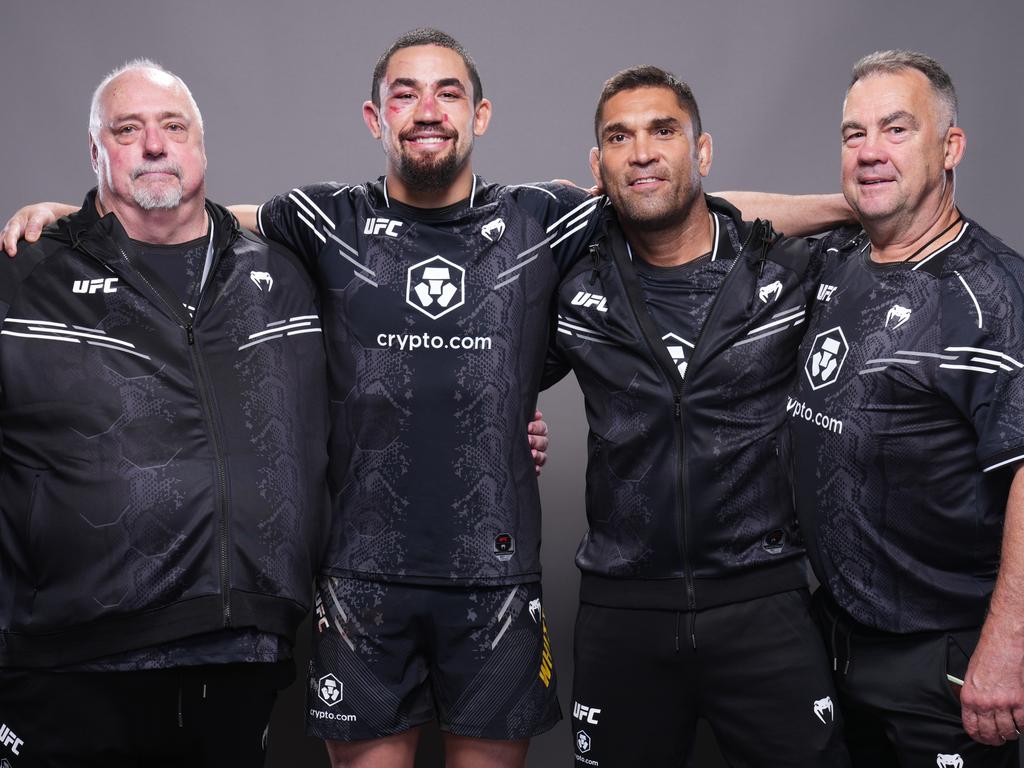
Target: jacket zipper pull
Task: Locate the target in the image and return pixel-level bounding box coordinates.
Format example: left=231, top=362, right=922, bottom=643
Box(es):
left=588, top=243, right=601, bottom=285
left=186, top=324, right=195, bottom=346
left=757, top=221, right=772, bottom=279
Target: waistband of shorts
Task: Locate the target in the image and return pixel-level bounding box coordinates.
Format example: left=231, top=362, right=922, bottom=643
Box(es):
left=579, top=560, right=807, bottom=610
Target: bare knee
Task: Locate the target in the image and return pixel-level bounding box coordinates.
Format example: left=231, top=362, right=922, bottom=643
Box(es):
left=443, top=734, right=530, bottom=768
left=324, top=728, right=421, bottom=768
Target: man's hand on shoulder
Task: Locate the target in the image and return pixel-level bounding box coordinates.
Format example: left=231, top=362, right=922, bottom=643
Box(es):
left=2, top=203, right=77, bottom=257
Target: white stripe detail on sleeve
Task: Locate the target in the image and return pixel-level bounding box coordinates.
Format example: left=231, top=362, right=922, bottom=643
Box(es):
left=945, top=347, right=1023, bottom=368
left=954, top=270, right=983, bottom=329
left=984, top=453, right=1024, bottom=473
left=296, top=212, right=327, bottom=244
left=546, top=196, right=602, bottom=233
left=290, top=188, right=336, bottom=229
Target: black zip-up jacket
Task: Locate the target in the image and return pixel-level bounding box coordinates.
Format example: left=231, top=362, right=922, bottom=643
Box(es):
left=544, top=196, right=816, bottom=610
left=0, top=191, right=330, bottom=667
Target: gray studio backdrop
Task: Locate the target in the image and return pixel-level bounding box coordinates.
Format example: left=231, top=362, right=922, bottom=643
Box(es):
left=4, top=1, right=1023, bottom=765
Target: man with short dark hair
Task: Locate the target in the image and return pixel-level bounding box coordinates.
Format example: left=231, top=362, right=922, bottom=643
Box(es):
left=789, top=49, right=1024, bottom=766
left=544, top=65, right=850, bottom=767
left=0, top=60, right=330, bottom=767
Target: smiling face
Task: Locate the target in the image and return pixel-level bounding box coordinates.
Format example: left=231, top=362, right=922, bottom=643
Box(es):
left=91, top=68, right=206, bottom=213
left=591, top=86, right=712, bottom=231
left=363, top=44, right=491, bottom=197
left=840, top=69, right=963, bottom=232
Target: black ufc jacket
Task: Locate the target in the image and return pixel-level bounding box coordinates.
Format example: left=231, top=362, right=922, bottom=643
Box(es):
left=544, top=197, right=816, bottom=610
left=0, top=191, right=330, bottom=667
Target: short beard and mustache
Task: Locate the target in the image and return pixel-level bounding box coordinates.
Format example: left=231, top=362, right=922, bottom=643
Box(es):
left=130, top=161, right=185, bottom=210
left=395, top=126, right=467, bottom=192
left=601, top=166, right=702, bottom=232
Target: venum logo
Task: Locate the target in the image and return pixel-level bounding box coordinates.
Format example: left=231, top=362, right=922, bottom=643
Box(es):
left=885, top=304, right=912, bottom=329
left=936, top=754, right=963, bottom=768
left=804, top=327, right=849, bottom=390
left=481, top=218, right=506, bottom=242
left=318, top=673, right=343, bottom=707
left=813, top=696, right=834, bottom=724
left=571, top=291, right=608, bottom=313
left=250, top=271, right=274, bottom=292
left=758, top=280, right=783, bottom=304
left=528, top=598, right=542, bottom=623
left=573, top=701, right=602, bottom=724
left=407, top=256, right=465, bottom=319
left=364, top=217, right=404, bottom=237
left=72, top=277, right=118, bottom=295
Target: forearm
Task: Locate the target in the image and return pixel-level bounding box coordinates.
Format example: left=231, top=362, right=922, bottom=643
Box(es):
left=713, top=191, right=854, bottom=237
left=230, top=204, right=260, bottom=234
left=978, top=468, right=1024, bottom=656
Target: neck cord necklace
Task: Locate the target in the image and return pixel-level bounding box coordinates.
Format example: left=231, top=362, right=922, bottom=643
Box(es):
left=899, top=214, right=962, bottom=263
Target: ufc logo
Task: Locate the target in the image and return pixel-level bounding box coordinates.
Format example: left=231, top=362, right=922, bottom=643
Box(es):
left=571, top=291, right=608, bottom=312
left=573, top=701, right=601, bottom=724
left=363, top=217, right=404, bottom=237
left=73, top=277, right=118, bottom=294
left=0, top=722, right=23, bottom=755
left=817, top=284, right=837, bottom=302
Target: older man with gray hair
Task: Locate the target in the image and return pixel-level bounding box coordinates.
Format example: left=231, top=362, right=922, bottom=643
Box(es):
left=788, top=49, right=1024, bottom=767
left=0, top=60, right=330, bottom=766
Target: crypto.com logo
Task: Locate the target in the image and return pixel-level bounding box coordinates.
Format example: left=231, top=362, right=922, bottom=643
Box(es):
left=804, top=326, right=849, bottom=390
left=406, top=256, right=465, bottom=320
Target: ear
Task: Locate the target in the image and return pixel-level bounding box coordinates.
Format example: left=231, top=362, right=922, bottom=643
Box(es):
left=473, top=98, right=492, bottom=137
left=363, top=100, right=383, bottom=140
left=589, top=147, right=603, bottom=190
left=89, top=135, right=100, bottom=173
left=696, top=132, right=713, bottom=178
left=943, top=126, right=966, bottom=171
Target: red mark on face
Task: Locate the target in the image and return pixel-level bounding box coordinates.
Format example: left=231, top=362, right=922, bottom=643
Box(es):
left=442, top=114, right=449, bottom=122
left=388, top=105, right=402, bottom=115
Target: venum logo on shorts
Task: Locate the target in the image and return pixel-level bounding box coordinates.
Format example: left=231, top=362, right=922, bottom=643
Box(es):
left=1, top=757, right=11, bottom=768
left=0, top=722, right=23, bottom=756
left=406, top=256, right=465, bottom=319
left=804, top=326, right=849, bottom=390
left=936, top=755, right=963, bottom=768
left=539, top=614, right=554, bottom=688
left=812, top=696, right=834, bottom=724
left=493, top=533, right=515, bottom=562
left=528, top=598, right=542, bottom=623
left=318, top=673, right=343, bottom=707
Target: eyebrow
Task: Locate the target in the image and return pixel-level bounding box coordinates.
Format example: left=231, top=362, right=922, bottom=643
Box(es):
left=841, top=110, right=919, bottom=133
left=388, top=77, right=467, bottom=93
left=108, top=111, right=190, bottom=126
left=601, top=115, right=682, bottom=139
left=880, top=110, right=919, bottom=129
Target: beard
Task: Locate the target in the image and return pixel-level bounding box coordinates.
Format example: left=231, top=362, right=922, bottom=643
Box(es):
left=602, top=166, right=702, bottom=232
left=393, top=126, right=469, bottom=193
left=130, top=162, right=184, bottom=210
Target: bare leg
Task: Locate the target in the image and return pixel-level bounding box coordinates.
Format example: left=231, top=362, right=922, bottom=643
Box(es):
left=324, top=728, right=421, bottom=768
left=443, top=733, right=530, bottom=768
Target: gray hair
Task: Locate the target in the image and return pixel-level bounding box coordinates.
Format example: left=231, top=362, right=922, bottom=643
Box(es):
left=88, top=58, right=204, bottom=141
left=849, top=50, right=958, bottom=127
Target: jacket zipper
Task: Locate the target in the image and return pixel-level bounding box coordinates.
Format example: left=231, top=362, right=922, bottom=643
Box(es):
left=607, top=217, right=764, bottom=616
left=74, top=237, right=233, bottom=627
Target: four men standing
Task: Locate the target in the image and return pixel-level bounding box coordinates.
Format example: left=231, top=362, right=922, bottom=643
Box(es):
left=0, top=33, right=1022, bottom=768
